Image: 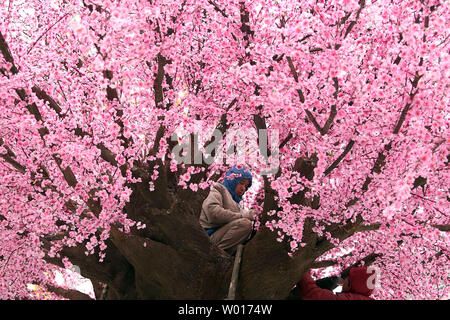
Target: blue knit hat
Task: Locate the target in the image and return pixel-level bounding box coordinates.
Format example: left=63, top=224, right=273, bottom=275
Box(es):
left=222, top=165, right=253, bottom=203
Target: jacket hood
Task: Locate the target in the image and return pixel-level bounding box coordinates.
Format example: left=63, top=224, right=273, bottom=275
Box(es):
left=348, top=267, right=375, bottom=297
left=221, top=165, right=252, bottom=203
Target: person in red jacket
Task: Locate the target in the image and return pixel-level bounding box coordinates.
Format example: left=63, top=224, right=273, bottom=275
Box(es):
left=297, top=267, right=376, bottom=300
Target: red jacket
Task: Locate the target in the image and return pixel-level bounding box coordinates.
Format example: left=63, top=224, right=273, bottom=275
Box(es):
left=297, top=270, right=374, bottom=300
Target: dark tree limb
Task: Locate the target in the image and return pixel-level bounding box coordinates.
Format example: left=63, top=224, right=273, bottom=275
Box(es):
left=0, top=152, right=26, bottom=174
left=286, top=56, right=305, bottom=103
left=152, top=54, right=169, bottom=110
left=432, top=225, right=450, bottom=232
left=0, top=31, right=18, bottom=74
left=343, top=0, right=366, bottom=39
left=324, top=139, right=355, bottom=176
left=287, top=55, right=338, bottom=135
left=45, top=284, right=93, bottom=300
left=42, top=238, right=138, bottom=299
left=340, top=252, right=381, bottom=278
left=102, top=69, right=133, bottom=150
left=31, top=85, right=64, bottom=117
left=208, top=0, right=229, bottom=18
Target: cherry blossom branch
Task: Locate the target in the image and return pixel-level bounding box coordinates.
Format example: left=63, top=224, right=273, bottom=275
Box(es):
left=361, top=76, right=421, bottom=192
left=0, top=245, right=24, bottom=277
left=393, top=79, right=421, bottom=134
left=0, top=144, right=26, bottom=174
left=279, top=132, right=293, bottom=150
left=324, top=139, right=355, bottom=176
left=146, top=54, right=170, bottom=156
left=203, top=98, right=236, bottom=152
left=31, top=86, right=64, bottom=117
left=286, top=56, right=305, bottom=103
left=26, top=12, right=71, bottom=55
left=342, top=0, right=366, bottom=39
left=1, top=34, right=84, bottom=189
left=16, top=73, right=121, bottom=172
left=287, top=56, right=338, bottom=135
left=432, top=138, right=445, bottom=153
left=14, top=90, right=109, bottom=216
left=149, top=125, right=166, bottom=157
left=207, top=0, right=229, bottom=18
left=239, top=2, right=254, bottom=42
left=325, top=74, right=422, bottom=243
left=81, top=0, right=104, bottom=13
left=102, top=69, right=132, bottom=150
left=0, top=31, right=18, bottom=74
left=1, top=140, right=91, bottom=223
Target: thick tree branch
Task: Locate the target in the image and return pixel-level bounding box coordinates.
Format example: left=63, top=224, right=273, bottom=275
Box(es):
left=31, top=86, right=64, bottom=117
left=42, top=238, right=137, bottom=299
left=152, top=54, right=168, bottom=110
left=432, top=225, right=450, bottom=232
left=109, top=225, right=231, bottom=299
left=310, top=259, right=338, bottom=269
left=45, top=284, right=93, bottom=300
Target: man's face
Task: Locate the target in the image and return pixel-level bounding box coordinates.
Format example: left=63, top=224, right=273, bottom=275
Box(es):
left=235, top=179, right=250, bottom=197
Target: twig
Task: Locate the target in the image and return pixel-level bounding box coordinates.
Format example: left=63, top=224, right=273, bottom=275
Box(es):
left=27, top=12, right=71, bottom=55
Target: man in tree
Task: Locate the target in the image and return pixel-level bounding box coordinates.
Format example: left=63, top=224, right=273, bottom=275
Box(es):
left=199, top=165, right=256, bottom=254
left=297, top=267, right=376, bottom=300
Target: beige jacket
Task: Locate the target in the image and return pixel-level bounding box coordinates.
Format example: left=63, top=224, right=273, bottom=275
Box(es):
left=199, top=183, right=253, bottom=229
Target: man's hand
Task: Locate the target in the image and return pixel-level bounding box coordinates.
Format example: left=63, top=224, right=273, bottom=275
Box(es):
left=243, top=209, right=256, bottom=221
